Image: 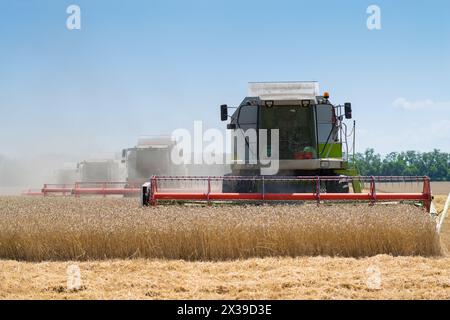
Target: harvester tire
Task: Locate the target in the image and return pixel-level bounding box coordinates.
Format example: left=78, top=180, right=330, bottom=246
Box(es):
left=325, top=180, right=349, bottom=193
left=222, top=179, right=235, bottom=193
left=222, top=176, right=258, bottom=193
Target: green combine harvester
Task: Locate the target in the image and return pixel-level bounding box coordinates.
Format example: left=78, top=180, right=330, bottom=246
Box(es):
left=141, top=81, right=432, bottom=213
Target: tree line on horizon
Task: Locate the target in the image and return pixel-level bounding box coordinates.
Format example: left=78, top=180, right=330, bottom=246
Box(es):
left=351, top=149, right=450, bottom=181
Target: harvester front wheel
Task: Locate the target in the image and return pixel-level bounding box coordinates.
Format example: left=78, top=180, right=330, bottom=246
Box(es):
left=222, top=174, right=258, bottom=193
left=325, top=180, right=349, bottom=193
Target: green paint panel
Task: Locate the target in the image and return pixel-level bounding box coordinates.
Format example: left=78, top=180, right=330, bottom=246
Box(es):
left=319, top=143, right=342, bottom=158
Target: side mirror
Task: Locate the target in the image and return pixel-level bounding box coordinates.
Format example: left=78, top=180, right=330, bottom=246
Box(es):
left=344, top=103, right=352, bottom=119
left=227, top=123, right=236, bottom=130
left=122, top=149, right=127, bottom=158
left=220, top=104, right=228, bottom=121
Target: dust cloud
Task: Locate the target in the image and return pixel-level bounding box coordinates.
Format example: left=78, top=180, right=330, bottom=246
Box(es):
left=0, top=151, right=231, bottom=195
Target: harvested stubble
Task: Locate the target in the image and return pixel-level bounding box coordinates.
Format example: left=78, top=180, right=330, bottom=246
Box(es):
left=0, top=197, right=442, bottom=261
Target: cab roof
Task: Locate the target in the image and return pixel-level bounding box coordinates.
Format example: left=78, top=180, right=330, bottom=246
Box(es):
left=248, top=81, right=319, bottom=104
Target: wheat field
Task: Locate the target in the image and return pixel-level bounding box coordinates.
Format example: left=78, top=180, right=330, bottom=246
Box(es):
left=1, top=195, right=449, bottom=299
left=0, top=197, right=442, bottom=261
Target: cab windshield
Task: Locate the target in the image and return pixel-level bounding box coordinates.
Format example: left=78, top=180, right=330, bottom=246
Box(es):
left=259, top=105, right=316, bottom=159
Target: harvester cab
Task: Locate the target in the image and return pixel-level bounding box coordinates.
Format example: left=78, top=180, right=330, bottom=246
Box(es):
left=122, top=136, right=184, bottom=186
left=223, top=82, right=353, bottom=173
left=77, top=159, right=120, bottom=182
left=220, top=82, right=357, bottom=193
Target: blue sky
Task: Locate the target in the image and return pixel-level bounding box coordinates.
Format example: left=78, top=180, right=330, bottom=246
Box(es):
left=0, top=0, right=449, bottom=158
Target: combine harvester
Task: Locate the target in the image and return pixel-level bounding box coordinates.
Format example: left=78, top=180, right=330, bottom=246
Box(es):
left=141, top=82, right=436, bottom=215
left=28, top=139, right=183, bottom=197
left=31, top=158, right=142, bottom=197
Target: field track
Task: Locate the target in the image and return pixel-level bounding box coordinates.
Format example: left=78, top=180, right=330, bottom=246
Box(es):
left=1, top=256, right=450, bottom=299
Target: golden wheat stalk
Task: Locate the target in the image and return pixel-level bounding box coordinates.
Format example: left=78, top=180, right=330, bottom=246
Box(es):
left=0, top=197, right=442, bottom=261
